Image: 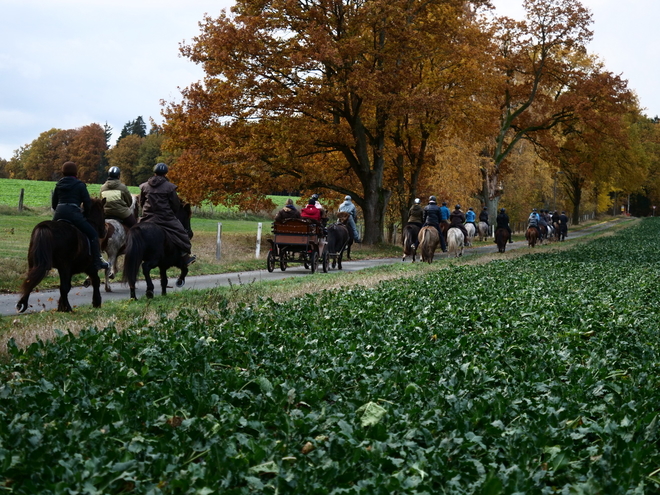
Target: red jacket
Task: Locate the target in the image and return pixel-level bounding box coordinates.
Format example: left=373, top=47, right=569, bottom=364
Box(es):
left=301, top=205, right=321, bottom=222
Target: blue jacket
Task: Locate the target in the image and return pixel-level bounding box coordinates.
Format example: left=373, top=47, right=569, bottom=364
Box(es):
left=466, top=210, right=476, bottom=222
left=440, top=205, right=451, bottom=221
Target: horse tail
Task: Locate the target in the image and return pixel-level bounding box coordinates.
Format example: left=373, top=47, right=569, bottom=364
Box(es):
left=122, top=226, right=145, bottom=285
left=20, top=226, right=54, bottom=296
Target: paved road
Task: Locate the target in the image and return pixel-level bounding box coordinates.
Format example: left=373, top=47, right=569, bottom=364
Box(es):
left=0, top=219, right=624, bottom=316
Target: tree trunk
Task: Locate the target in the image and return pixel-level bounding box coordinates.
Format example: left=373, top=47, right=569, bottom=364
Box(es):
left=361, top=185, right=391, bottom=244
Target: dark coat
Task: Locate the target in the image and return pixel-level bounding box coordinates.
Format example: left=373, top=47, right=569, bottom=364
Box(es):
left=496, top=212, right=510, bottom=228
left=139, top=175, right=191, bottom=253
left=422, top=203, right=442, bottom=226
left=275, top=206, right=301, bottom=223
left=449, top=209, right=466, bottom=227
left=479, top=210, right=489, bottom=223
left=408, top=204, right=424, bottom=225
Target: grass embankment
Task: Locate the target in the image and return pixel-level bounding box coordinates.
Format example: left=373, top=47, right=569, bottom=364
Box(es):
left=0, top=217, right=655, bottom=493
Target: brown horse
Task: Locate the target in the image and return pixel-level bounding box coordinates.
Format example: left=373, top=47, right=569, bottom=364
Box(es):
left=17, top=198, right=106, bottom=313
left=526, top=226, right=538, bottom=247
left=418, top=226, right=440, bottom=263
left=402, top=223, right=420, bottom=262
left=495, top=227, right=510, bottom=253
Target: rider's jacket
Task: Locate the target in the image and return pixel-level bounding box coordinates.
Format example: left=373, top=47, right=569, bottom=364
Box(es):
left=496, top=212, right=510, bottom=228
left=52, top=176, right=91, bottom=215
left=338, top=200, right=357, bottom=222
left=440, top=205, right=451, bottom=221
left=408, top=204, right=424, bottom=225
left=466, top=210, right=476, bottom=223
left=100, top=178, right=133, bottom=220
left=423, top=203, right=442, bottom=225
left=449, top=209, right=466, bottom=227
left=528, top=212, right=540, bottom=226
left=479, top=210, right=489, bottom=223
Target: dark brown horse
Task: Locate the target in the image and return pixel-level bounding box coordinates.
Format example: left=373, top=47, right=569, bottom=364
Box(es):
left=122, top=204, right=193, bottom=300
left=526, top=226, right=538, bottom=248
left=402, top=223, right=420, bottom=262
left=495, top=227, right=510, bottom=253
left=17, top=198, right=106, bottom=313
left=326, top=214, right=352, bottom=270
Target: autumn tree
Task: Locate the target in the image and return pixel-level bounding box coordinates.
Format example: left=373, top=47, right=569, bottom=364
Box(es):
left=164, top=0, right=493, bottom=243
left=66, top=123, right=108, bottom=183
left=22, top=129, right=63, bottom=181
left=105, top=134, right=143, bottom=186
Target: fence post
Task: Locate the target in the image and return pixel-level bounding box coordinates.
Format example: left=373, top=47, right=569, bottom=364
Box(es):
left=18, top=188, right=24, bottom=212
left=215, top=222, right=222, bottom=261
left=255, top=222, right=262, bottom=259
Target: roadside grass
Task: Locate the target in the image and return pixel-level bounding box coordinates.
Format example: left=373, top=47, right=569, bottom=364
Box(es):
left=0, top=216, right=634, bottom=353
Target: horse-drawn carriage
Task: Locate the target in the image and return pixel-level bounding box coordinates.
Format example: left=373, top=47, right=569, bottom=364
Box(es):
left=266, top=218, right=328, bottom=273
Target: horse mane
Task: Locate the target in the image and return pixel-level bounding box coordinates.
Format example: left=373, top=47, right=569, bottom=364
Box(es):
left=337, top=211, right=350, bottom=223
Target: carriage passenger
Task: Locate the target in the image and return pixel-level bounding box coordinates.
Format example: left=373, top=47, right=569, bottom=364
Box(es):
left=139, top=163, right=196, bottom=266
left=311, top=193, right=328, bottom=226
left=339, top=195, right=361, bottom=243
left=274, top=198, right=301, bottom=223
left=301, top=199, right=322, bottom=223
left=449, top=204, right=469, bottom=244
left=495, top=208, right=514, bottom=243
left=422, top=196, right=447, bottom=252
left=52, top=161, right=109, bottom=270
left=100, top=166, right=136, bottom=228
left=407, top=198, right=424, bottom=228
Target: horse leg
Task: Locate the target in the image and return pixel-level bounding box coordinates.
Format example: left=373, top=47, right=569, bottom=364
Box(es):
left=160, top=266, right=168, bottom=296
left=142, top=262, right=156, bottom=299
left=86, top=268, right=102, bottom=308
left=57, top=269, right=73, bottom=312
left=176, top=264, right=189, bottom=288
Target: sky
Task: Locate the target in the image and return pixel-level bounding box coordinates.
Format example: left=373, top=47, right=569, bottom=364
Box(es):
left=1, top=0, right=658, bottom=161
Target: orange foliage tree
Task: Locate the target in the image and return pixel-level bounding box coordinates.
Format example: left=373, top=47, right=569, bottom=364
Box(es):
left=163, top=0, right=493, bottom=243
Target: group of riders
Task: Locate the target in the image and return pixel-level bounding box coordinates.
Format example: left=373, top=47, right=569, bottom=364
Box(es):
left=405, top=195, right=570, bottom=249
left=52, top=160, right=196, bottom=272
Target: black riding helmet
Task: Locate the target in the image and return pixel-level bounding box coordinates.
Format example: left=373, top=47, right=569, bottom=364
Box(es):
left=108, top=166, right=120, bottom=179
left=154, top=163, right=169, bottom=175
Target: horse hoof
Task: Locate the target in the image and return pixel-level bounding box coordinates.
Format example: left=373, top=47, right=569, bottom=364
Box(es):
left=16, top=302, right=26, bottom=313
left=83, top=278, right=91, bottom=288
left=109, top=273, right=115, bottom=280
left=176, top=279, right=185, bottom=288
left=146, top=290, right=154, bottom=299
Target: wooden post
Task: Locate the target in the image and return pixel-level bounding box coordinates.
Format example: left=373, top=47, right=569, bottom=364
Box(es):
left=215, top=222, right=222, bottom=261
left=18, top=188, right=24, bottom=212
left=255, top=223, right=262, bottom=258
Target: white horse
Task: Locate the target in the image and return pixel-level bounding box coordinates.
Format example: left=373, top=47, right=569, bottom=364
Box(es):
left=465, top=223, right=475, bottom=247
left=478, top=221, right=489, bottom=242
left=447, top=227, right=464, bottom=257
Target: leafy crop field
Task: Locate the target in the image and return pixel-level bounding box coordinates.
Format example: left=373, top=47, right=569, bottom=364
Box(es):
left=2, top=220, right=660, bottom=493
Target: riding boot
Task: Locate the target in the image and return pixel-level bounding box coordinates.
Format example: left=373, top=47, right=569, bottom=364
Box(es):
left=91, top=240, right=109, bottom=270
left=181, top=253, right=197, bottom=266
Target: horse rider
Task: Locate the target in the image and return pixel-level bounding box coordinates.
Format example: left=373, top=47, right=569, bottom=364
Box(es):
left=465, top=207, right=477, bottom=232
left=422, top=196, right=447, bottom=252
left=449, top=204, right=469, bottom=244
left=100, top=166, right=136, bottom=228
left=407, top=198, right=424, bottom=229
left=274, top=198, right=301, bottom=223
left=495, top=207, right=514, bottom=243
left=440, top=201, right=451, bottom=225
left=538, top=209, right=548, bottom=239
left=52, top=161, right=109, bottom=270
left=527, top=208, right=541, bottom=239
left=339, top=195, right=361, bottom=243
left=479, top=207, right=489, bottom=231
left=139, top=162, right=196, bottom=266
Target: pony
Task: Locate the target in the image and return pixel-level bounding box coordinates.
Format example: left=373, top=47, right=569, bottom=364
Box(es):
left=122, top=203, right=193, bottom=300
left=99, top=194, right=139, bottom=292
left=465, top=223, right=475, bottom=247
left=495, top=227, right=510, bottom=253
left=477, top=221, right=489, bottom=242
left=402, top=223, right=421, bottom=262
left=447, top=227, right=464, bottom=257
left=326, top=215, right=351, bottom=270
left=526, top=226, right=538, bottom=247
left=336, top=211, right=354, bottom=261
left=418, top=226, right=440, bottom=263
left=17, top=198, right=106, bottom=313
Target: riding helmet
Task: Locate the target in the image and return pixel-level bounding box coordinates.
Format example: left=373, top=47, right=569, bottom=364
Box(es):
left=62, top=161, right=78, bottom=176
left=414, top=198, right=420, bottom=204
left=345, top=195, right=351, bottom=201
left=154, top=163, right=169, bottom=175
left=108, top=166, right=120, bottom=179
left=455, top=204, right=461, bottom=209
left=500, top=208, right=505, bottom=213
left=429, top=195, right=437, bottom=202
left=311, top=193, right=319, bottom=201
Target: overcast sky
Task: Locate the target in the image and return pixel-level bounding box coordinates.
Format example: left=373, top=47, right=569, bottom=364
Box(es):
left=1, top=0, right=658, bottom=161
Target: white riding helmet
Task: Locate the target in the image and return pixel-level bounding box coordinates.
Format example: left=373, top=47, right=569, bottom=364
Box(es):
left=414, top=198, right=420, bottom=204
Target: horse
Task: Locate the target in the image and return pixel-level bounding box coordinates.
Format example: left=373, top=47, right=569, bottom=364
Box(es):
left=99, top=194, right=139, bottom=292
left=478, top=221, right=489, bottom=242
left=418, top=225, right=440, bottom=263
left=526, top=226, right=538, bottom=248
left=465, top=223, right=476, bottom=247
left=122, top=204, right=193, bottom=300
left=439, top=222, right=449, bottom=244
left=495, top=227, right=510, bottom=253
left=336, top=211, right=354, bottom=261
left=545, top=223, right=555, bottom=241
left=16, top=198, right=106, bottom=313
left=326, top=216, right=351, bottom=270
left=447, top=227, right=464, bottom=257
left=402, top=223, right=420, bottom=262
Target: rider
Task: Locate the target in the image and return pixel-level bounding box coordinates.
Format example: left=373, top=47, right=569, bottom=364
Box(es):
left=495, top=207, right=514, bottom=243
left=527, top=208, right=541, bottom=239
left=274, top=198, right=301, bottom=223
left=479, top=206, right=490, bottom=234
left=559, top=211, right=569, bottom=237
left=139, top=162, right=196, bottom=266
left=465, top=207, right=477, bottom=232
left=449, top=204, right=469, bottom=244
left=52, top=161, right=109, bottom=270
left=538, top=209, right=548, bottom=240
left=100, top=166, right=136, bottom=228
left=407, top=198, right=424, bottom=229
left=440, top=201, right=451, bottom=225
left=422, top=196, right=447, bottom=252
left=338, top=195, right=361, bottom=243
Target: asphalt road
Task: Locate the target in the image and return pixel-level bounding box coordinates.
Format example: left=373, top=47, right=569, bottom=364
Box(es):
left=0, top=219, right=623, bottom=316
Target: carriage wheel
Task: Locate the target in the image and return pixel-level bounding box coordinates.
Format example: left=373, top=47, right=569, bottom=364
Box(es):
left=280, top=259, right=287, bottom=271
left=322, top=249, right=329, bottom=273
left=310, top=251, right=318, bottom=273
left=267, top=251, right=275, bottom=272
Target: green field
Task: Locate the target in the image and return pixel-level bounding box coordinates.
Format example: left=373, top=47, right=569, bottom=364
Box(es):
left=1, top=218, right=658, bottom=493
